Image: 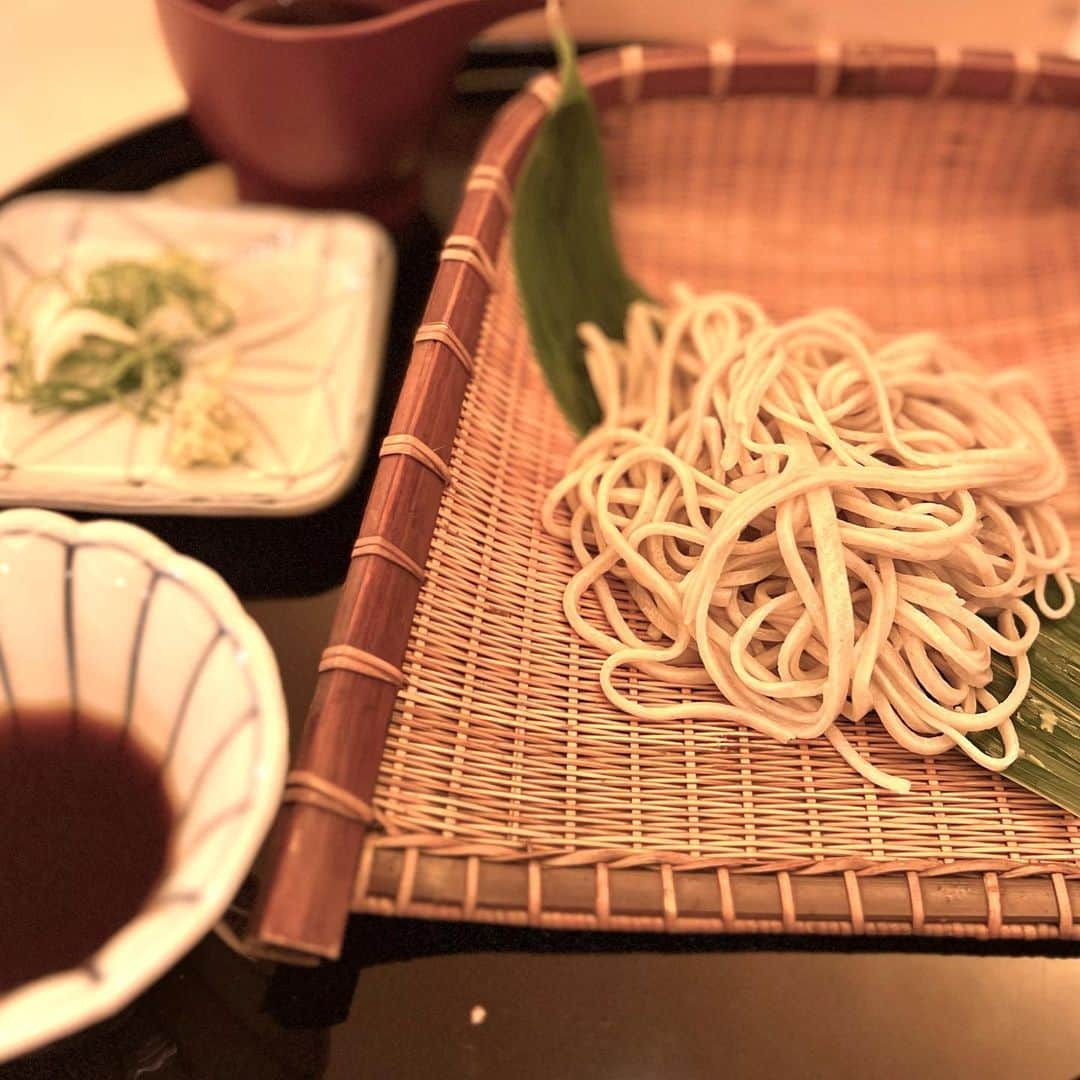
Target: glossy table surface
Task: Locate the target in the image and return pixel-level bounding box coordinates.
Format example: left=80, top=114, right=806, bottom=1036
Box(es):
left=4, top=53, right=1080, bottom=1080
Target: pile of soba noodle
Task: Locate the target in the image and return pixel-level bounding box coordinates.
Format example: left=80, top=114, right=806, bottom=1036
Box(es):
left=541, top=288, right=1074, bottom=792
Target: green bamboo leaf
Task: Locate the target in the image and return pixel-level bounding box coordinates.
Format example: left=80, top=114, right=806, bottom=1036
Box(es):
left=511, top=22, right=647, bottom=436
left=973, top=596, right=1080, bottom=817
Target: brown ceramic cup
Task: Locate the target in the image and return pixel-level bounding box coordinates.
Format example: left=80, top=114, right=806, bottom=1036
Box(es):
left=155, top=0, right=539, bottom=227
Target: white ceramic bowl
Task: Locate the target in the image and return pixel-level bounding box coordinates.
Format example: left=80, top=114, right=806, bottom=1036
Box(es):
left=0, top=509, right=288, bottom=1063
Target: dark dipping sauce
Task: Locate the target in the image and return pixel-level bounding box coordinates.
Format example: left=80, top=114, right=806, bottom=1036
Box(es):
left=0, top=712, right=173, bottom=995
left=225, top=0, right=385, bottom=25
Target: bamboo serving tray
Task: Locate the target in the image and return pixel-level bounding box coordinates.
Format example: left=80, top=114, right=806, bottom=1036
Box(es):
left=253, top=43, right=1080, bottom=960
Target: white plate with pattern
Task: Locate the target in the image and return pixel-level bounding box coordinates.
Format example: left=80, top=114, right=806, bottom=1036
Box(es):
left=0, top=192, right=394, bottom=515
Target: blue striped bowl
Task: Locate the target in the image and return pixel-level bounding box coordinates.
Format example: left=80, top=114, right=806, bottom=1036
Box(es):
left=0, top=508, right=287, bottom=1062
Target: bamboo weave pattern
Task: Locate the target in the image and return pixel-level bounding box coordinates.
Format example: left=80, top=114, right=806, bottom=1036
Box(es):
left=358, top=54, right=1080, bottom=933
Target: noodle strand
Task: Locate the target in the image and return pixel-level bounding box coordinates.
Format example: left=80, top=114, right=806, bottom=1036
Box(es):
left=543, top=289, right=1074, bottom=791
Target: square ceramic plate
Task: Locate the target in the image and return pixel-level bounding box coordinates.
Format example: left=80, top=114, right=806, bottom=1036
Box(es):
left=0, top=192, right=394, bottom=515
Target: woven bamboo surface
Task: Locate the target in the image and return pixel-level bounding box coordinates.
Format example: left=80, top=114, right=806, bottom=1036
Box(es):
left=253, top=44, right=1080, bottom=957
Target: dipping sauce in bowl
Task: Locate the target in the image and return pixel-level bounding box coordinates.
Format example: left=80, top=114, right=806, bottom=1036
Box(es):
left=0, top=509, right=287, bottom=1065
left=0, top=712, right=173, bottom=995
left=225, top=0, right=384, bottom=24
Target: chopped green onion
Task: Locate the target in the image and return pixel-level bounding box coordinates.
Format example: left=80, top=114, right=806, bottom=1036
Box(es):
left=3, top=251, right=233, bottom=421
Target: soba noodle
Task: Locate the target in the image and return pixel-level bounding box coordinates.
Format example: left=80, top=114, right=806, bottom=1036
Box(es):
left=541, top=288, right=1074, bottom=792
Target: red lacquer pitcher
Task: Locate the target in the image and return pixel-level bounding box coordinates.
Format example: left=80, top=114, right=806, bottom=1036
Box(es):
left=156, top=0, right=541, bottom=226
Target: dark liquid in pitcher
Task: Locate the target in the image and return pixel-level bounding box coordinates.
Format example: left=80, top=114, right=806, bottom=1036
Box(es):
left=227, top=0, right=384, bottom=25
left=0, top=712, right=173, bottom=994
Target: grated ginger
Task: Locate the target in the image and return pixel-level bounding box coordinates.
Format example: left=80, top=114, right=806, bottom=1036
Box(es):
left=167, top=350, right=250, bottom=468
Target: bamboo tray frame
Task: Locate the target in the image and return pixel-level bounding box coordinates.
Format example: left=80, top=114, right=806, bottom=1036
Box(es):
left=253, top=43, right=1080, bottom=960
